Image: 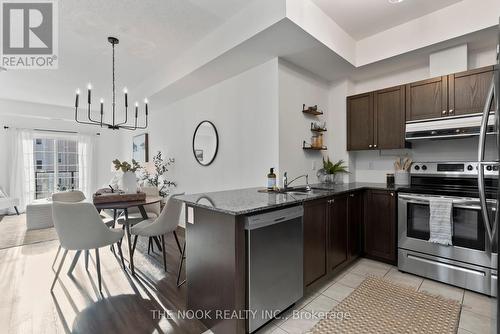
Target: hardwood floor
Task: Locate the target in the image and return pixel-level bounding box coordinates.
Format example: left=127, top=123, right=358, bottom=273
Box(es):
left=0, top=225, right=208, bottom=334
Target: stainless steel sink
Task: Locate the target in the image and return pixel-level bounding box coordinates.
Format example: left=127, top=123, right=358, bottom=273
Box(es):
left=277, top=186, right=312, bottom=194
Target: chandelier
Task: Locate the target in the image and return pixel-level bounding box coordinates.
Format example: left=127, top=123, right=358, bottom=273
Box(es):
left=74, top=37, right=148, bottom=130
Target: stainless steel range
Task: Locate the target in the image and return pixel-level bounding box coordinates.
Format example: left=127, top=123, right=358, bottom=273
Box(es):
left=398, top=161, right=498, bottom=296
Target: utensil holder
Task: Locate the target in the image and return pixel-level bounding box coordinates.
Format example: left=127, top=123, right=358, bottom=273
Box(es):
left=394, top=171, right=410, bottom=185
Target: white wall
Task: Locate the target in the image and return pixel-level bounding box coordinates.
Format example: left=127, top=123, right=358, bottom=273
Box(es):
left=120, top=58, right=280, bottom=195
left=278, top=60, right=330, bottom=185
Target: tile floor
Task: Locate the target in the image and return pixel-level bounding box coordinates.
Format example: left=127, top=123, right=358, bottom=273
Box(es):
left=254, top=258, right=497, bottom=334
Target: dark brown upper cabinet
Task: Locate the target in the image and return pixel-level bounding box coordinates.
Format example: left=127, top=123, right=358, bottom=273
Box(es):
left=406, top=76, right=448, bottom=121
left=303, top=198, right=328, bottom=287
left=448, top=66, right=496, bottom=116
left=347, top=85, right=406, bottom=151
left=347, top=93, right=373, bottom=151
left=374, top=85, right=406, bottom=150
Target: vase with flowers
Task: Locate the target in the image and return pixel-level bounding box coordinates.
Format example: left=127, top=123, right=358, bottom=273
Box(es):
left=139, top=151, right=177, bottom=198
left=112, top=159, right=141, bottom=193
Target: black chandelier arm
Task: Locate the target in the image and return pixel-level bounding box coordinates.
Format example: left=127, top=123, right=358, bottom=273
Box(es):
left=75, top=106, right=108, bottom=126
left=86, top=103, right=101, bottom=124
left=115, top=106, right=129, bottom=126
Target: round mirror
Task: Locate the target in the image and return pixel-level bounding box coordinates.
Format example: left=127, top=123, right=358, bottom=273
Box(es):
left=193, top=121, right=219, bottom=166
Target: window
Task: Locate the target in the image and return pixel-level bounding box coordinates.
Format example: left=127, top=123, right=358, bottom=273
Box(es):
left=33, top=137, right=79, bottom=199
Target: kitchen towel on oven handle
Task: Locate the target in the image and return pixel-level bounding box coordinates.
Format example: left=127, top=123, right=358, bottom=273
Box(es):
left=428, top=198, right=453, bottom=246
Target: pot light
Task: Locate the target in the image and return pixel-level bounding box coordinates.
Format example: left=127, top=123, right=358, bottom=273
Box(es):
left=388, top=0, right=404, bottom=3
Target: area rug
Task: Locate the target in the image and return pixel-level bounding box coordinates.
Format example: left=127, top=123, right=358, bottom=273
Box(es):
left=310, top=276, right=461, bottom=334
left=0, top=214, right=58, bottom=250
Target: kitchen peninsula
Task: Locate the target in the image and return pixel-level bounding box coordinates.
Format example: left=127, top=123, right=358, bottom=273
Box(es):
left=176, top=182, right=400, bottom=334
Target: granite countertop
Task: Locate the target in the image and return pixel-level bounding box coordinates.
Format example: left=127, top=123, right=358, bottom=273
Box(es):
left=175, top=182, right=405, bottom=216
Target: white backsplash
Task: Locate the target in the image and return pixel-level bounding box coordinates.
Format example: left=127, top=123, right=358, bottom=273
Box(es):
left=352, top=136, right=497, bottom=183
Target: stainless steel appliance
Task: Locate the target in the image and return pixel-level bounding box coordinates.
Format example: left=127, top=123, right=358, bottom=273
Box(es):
left=405, top=113, right=496, bottom=140
left=245, top=206, right=303, bottom=333
left=398, top=162, right=498, bottom=296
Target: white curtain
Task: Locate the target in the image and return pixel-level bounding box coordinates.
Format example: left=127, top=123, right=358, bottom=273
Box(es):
left=77, top=134, right=95, bottom=199
left=9, top=129, right=35, bottom=212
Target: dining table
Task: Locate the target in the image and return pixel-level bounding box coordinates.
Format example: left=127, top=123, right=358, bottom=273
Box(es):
left=67, top=196, right=162, bottom=276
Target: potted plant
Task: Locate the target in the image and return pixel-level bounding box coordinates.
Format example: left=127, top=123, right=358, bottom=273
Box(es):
left=112, top=159, right=141, bottom=193
left=139, top=151, right=177, bottom=198
left=318, top=157, right=349, bottom=184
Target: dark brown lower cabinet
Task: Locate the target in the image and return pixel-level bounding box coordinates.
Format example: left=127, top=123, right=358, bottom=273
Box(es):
left=347, top=191, right=363, bottom=259
left=364, top=190, right=396, bottom=264
left=328, top=195, right=348, bottom=271
left=303, top=198, right=328, bottom=287
left=304, top=189, right=393, bottom=288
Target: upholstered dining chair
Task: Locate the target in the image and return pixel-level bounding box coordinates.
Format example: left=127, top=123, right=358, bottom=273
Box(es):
left=51, top=201, right=124, bottom=293
left=129, top=194, right=185, bottom=285
left=51, top=191, right=118, bottom=271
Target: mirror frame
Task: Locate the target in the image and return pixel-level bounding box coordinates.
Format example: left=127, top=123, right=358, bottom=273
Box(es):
left=192, top=120, right=219, bottom=166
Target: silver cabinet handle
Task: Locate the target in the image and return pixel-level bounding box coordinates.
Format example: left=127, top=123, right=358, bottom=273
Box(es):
left=349, top=193, right=354, bottom=197
left=442, top=110, right=447, bottom=115
left=374, top=144, right=377, bottom=148
left=369, top=144, right=373, bottom=148
left=390, top=192, right=394, bottom=197
left=449, top=109, right=454, bottom=114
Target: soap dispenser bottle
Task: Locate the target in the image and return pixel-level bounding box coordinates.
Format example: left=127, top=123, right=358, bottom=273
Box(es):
left=267, top=168, right=277, bottom=190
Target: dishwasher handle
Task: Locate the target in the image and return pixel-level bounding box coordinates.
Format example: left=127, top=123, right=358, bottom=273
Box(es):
left=245, top=206, right=304, bottom=230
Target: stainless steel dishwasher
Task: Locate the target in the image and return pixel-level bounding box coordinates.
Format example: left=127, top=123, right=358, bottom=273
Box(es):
left=245, top=205, right=304, bottom=333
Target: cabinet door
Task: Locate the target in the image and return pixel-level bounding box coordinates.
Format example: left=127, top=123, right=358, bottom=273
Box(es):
left=328, top=195, right=348, bottom=270
left=347, top=93, right=374, bottom=151
left=303, top=199, right=328, bottom=287
left=374, top=86, right=406, bottom=149
left=448, top=66, right=496, bottom=116
left=406, top=76, right=447, bottom=121
left=364, top=190, right=396, bottom=264
left=347, top=192, right=363, bottom=259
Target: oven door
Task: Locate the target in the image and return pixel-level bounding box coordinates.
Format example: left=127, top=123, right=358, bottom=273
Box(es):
left=398, top=193, right=497, bottom=269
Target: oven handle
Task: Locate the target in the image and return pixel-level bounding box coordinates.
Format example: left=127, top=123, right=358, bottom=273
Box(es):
left=398, top=193, right=496, bottom=207
left=478, top=78, right=496, bottom=243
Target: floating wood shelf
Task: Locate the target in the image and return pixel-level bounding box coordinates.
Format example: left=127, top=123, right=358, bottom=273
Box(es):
left=303, top=146, right=327, bottom=151
left=302, top=104, right=323, bottom=116
left=303, top=141, right=327, bottom=150
left=311, top=123, right=327, bottom=132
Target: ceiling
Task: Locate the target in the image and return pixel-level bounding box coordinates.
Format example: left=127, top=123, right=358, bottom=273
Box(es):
left=311, top=0, right=464, bottom=40
left=0, top=0, right=257, bottom=106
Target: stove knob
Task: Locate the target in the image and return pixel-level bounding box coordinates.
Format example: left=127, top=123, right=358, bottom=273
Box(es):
left=414, top=165, right=420, bottom=171
left=467, top=165, right=473, bottom=171
left=421, top=165, right=427, bottom=171
left=486, top=165, right=493, bottom=171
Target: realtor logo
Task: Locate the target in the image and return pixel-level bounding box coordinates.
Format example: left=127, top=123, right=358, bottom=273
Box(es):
left=1, top=0, right=58, bottom=69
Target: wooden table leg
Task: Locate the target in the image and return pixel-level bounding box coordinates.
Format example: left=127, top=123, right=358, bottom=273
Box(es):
left=124, top=208, right=135, bottom=275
